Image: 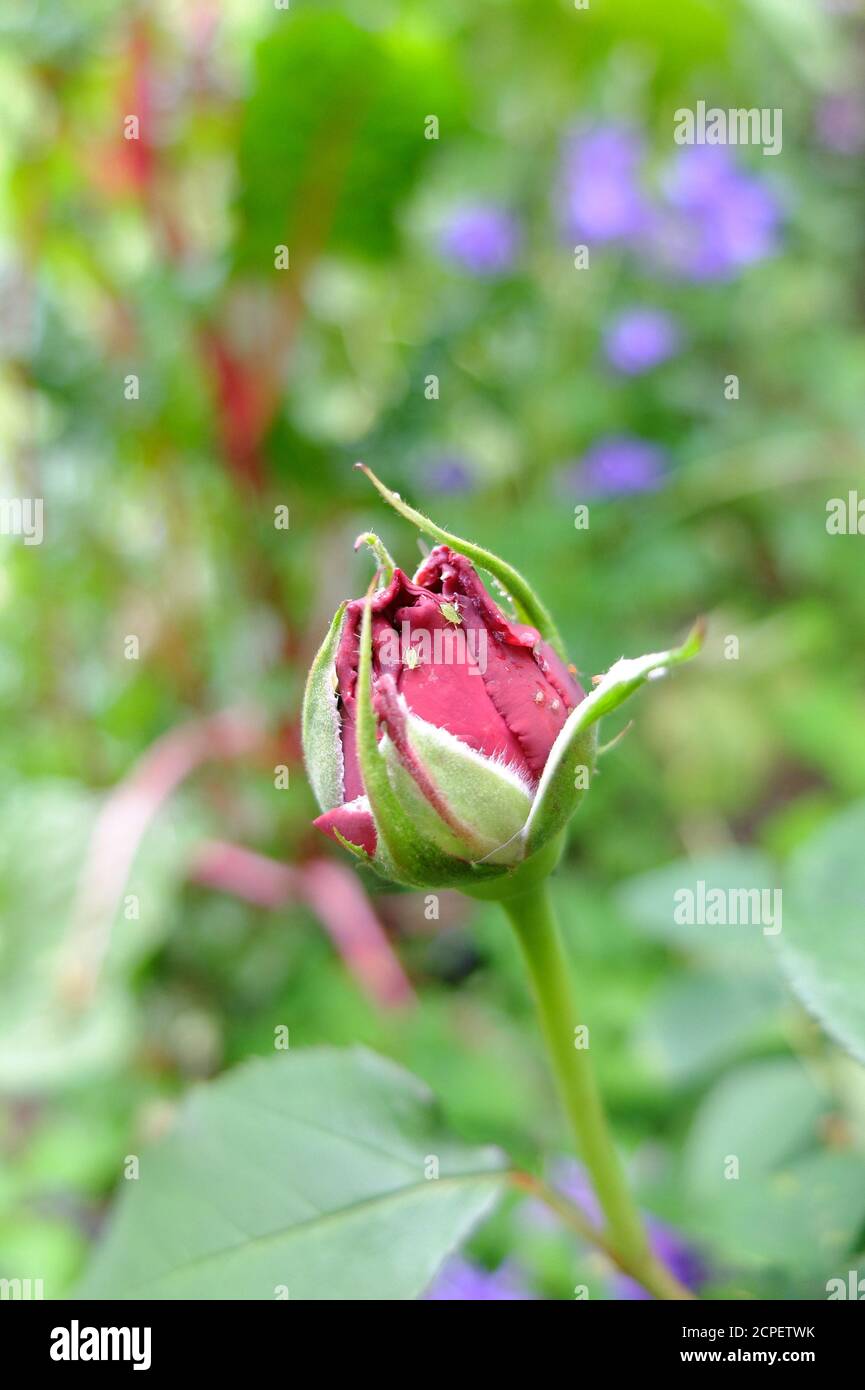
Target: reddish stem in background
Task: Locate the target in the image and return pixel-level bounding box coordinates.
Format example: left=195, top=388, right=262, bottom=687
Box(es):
left=198, top=327, right=274, bottom=491
left=190, top=841, right=416, bottom=1010
left=60, top=708, right=267, bottom=1007
left=59, top=706, right=412, bottom=1014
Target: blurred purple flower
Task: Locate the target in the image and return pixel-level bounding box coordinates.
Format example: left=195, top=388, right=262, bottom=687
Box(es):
left=529, top=1159, right=707, bottom=1300
left=438, top=203, right=520, bottom=276
left=603, top=307, right=681, bottom=374
left=425, top=455, right=474, bottom=493
left=816, top=93, right=865, bottom=154
left=561, top=435, right=668, bottom=498
left=655, top=146, right=780, bottom=281
left=557, top=123, right=651, bottom=243
left=425, top=1257, right=534, bottom=1301
left=556, top=118, right=781, bottom=283
left=550, top=1157, right=603, bottom=1223
left=611, top=1221, right=708, bottom=1301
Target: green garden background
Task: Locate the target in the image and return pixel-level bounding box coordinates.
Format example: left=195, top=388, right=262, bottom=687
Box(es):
left=2, top=0, right=865, bottom=1300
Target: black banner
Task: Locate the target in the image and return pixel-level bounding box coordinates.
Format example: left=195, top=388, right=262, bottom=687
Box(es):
left=1, top=1297, right=859, bottom=1373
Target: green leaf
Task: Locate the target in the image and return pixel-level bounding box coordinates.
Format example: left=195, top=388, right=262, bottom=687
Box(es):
left=522, top=621, right=704, bottom=856
left=356, top=464, right=567, bottom=658
left=776, top=801, right=865, bottom=1065
left=685, top=1058, right=828, bottom=1201
left=301, top=602, right=347, bottom=813
left=740, top=0, right=841, bottom=87
left=638, top=973, right=785, bottom=1085
left=682, top=1060, right=863, bottom=1273
left=697, top=1150, right=865, bottom=1272
left=617, top=850, right=779, bottom=967
left=76, top=1047, right=506, bottom=1300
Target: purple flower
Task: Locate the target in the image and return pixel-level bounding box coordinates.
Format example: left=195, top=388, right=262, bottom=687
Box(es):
left=557, top=123, right=651, bottom=243
left=655, top=146, right=780, bottom=281
left=425, top=1257, right=534, bottom=1301
left=561, top=435, right=668, bottom=498
left=529, top=1159, right=708, bottom=1300
left=603, top=308, right=681, bottom=374
left=556, top=119, right=780, bottom=282
left=425, top=455, right=474, bottom=494
left=550, top=1157, right=603, bottom=1223
left=438, top=203, right=520, bottom=276
left=611, top=1220, right=708, bottom=1301
left=816, top=93, right=865, bottom=154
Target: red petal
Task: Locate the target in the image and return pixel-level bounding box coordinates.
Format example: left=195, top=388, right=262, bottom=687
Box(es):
left=333, top=569, right=424, bottom=800
left=412, top=547, right=585, bottom=779
left=329, top=551, right=585, bottom=801
left=393, top=595, right=531, bottom=777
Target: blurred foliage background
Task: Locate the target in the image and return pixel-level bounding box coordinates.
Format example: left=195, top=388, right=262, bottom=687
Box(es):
left=2, top=0, right=865, bottom=1300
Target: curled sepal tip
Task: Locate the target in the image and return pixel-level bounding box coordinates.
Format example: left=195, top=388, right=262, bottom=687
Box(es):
left=354, top=531, right=396, bottom=584
left=332, top=828, right=371, bottom=862
left=522, top=618, right=706, bottom=857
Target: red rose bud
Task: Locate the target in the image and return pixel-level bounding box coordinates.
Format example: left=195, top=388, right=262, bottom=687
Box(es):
left=303, top=468, right=704, bottom=889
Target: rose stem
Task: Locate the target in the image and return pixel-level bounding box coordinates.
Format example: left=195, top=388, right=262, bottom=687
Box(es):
left=501, top=881, right=693, bottom=1301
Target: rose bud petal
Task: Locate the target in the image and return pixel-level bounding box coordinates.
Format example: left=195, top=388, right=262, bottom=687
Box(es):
left=303, top=472, right=704, bottom=890
left=305, top=547, right=583, bottom=884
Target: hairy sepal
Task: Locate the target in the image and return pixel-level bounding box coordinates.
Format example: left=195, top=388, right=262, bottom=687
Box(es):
left=380, top=711, right=534, bottom=868
left=523, top=621, right=705, bottom=856
left=302, top=602, right=347, bottom=813
left=356, top=463, right=567, bottom=660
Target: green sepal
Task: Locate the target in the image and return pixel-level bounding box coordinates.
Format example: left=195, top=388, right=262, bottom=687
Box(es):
left=521, top=725, right=599, bottom=861
left=302, top=601, right=348, bottom=813
left=354, top=531, right=396, bottom=583
left=332, top=828, right=371, bottom=862
left=355, top=463, right=567, bottom=660
left=522, top=619, right=705, bottom=856
left=379, top=713, right=534, bottom=867
left=461, top=831, right=566, bottom=903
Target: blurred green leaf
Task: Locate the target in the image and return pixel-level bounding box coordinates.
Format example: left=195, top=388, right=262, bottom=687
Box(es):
left=236, top=11, right=462, bottom=268
left=685, top=1057, right=828, bottom=1199
left=694, top=1149, right=865, bottom=1271
left=776, top=801, right=865, bottom=1066
left=682, top=1060, right=865, bottom=1272
left=76, top=1047, right=506, bottom=1299
left=639, top=973, right=785, bottom=1085
left=617, top=850, right=779, bottom=966
left=0, top=779, right=199, bottom=1093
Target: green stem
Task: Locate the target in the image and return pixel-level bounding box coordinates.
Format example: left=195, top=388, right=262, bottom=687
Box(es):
left=502, top=881, right=693, bottom=1301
